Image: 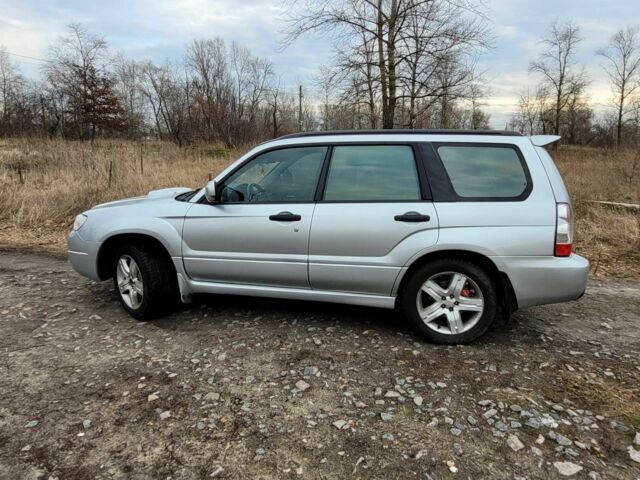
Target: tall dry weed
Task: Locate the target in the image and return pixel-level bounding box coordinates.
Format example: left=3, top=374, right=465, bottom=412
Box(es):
left=0, top=139, right=638, bottom=278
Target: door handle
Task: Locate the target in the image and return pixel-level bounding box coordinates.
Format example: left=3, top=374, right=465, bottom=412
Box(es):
left=394, top=211, right=430, bottom=222
left=269, top=211, right=302, bottom=222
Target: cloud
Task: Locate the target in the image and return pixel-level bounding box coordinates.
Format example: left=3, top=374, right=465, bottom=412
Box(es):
left=0, top=0, right=636, bottom=127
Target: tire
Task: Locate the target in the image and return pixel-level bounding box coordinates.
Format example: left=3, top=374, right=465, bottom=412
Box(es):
left=113, top=244, right=178, bottom=320
left=399, top=258, right=498, bottom=345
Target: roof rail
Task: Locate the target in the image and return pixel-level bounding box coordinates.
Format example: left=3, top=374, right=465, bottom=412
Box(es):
left=277, top=129, right=523, bottom=140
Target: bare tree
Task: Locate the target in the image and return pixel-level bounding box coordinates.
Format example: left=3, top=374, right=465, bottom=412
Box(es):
left=0, top=47, right=22, bottom=134
left=283, top=0, right=490, bottom=129
left=530, top=20, right=589, bottom=148
left=510, top=85, right=551, bottom=135
left=598, top=26, right=640, bottom=146
left=139, top=62, right=189, bottom=146
left=44, top=23, right=127, bottom=140
left=186, top=37, right=232, bottom=142
left=467, top=80, right=490, bottom=130
left=113, top=56, right=146, bottom=138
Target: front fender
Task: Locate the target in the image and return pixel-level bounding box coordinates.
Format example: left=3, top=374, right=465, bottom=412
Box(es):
left=80, top=200, right=192, bottom=257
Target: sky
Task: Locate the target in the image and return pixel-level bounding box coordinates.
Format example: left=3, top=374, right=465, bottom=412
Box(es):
left=0, top=0, right=638, bottom=128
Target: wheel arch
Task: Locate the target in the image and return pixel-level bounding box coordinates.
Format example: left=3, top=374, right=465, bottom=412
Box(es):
left=97, top=233, right=176, bottom=281
left=394, top=249, right=518, bottom=315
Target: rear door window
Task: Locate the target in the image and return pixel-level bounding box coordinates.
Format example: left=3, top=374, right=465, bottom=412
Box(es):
left=436, top=145, right=529, bottom=199
left=323, top=145, right=421, bottom=201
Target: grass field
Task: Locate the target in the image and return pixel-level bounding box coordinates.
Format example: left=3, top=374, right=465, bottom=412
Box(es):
left=0, top=138, right=638, bottom=278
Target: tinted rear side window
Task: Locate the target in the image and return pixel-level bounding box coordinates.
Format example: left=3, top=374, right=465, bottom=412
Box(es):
left=436, top=145, right=528, bottom=198
left=324, top=146, right=420, bottom=201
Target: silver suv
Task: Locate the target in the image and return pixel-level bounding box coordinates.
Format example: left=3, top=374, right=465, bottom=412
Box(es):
left=68, top=130, right=588, bottom=344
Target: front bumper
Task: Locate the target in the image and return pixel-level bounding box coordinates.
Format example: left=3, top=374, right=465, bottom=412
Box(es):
left=491, top=254, right=589, bottom=309
left=67, top=230, right=102, bottom=281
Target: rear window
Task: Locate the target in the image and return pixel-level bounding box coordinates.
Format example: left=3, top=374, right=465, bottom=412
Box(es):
left=436, top=145, right=529, bottom=198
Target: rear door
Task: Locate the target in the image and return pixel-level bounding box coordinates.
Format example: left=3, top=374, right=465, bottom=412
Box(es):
left=308, top=144, right=439, bottom=296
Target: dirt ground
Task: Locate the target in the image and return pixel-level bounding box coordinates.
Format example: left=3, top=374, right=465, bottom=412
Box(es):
left=0, top=252, right=639, bottom=480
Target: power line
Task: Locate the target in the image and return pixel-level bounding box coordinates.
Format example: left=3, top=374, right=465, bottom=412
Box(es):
left=4, top=51, right=50, bottom=63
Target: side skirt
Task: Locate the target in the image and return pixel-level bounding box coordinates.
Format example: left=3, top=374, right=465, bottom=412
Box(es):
left=183, top=278, right=396, bottom=309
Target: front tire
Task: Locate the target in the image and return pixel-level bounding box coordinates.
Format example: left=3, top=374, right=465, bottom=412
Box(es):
left=113, top=245, right=177, bottom=320
left=399, top=258, right=498, bottom=344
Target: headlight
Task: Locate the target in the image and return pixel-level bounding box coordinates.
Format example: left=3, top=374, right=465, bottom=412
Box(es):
left=73, top=214, right=88, bottom=231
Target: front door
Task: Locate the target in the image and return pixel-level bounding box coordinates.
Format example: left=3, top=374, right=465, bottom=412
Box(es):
left=182, top=146, right=328, bottom=288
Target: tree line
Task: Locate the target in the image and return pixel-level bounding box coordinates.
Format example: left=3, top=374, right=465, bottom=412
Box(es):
left=508, top=21, right=640, bottom=148
left=0, top=2, right=639, bottom=148
left=0, top=24, right=312, bottom=147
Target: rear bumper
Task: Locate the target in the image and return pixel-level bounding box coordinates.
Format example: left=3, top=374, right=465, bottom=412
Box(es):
left=67, top=230, right=102, bottom=281
left=492, top=254, right=589, bottom=309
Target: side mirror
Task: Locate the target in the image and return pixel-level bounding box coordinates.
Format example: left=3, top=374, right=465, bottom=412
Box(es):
left=204, top=180, right=218, bottom=203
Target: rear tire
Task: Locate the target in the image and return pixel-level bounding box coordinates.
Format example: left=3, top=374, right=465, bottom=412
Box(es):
left=113, top=244, right=178, bottom=320
left=399, top=258, right=498, bottom=344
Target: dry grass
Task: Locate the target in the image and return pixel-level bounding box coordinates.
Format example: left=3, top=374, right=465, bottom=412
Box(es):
left=552, top=147, right=640, bottom=278
left=0, top=138, right=638, bottom=278
left=556, top=370, right=640, bottom=429
left=0, top=138, right=235, bottom=253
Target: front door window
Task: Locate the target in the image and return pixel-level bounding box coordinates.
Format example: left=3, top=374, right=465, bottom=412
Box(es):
left=220, top=146, right=327, bottom=203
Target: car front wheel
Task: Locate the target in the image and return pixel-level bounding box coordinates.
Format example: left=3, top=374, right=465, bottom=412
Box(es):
left=400, top=258, right=498, bottom=344
left=113, top=245, right=177, bottom=320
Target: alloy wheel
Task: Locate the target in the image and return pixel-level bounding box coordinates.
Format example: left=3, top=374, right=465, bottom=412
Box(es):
left=416, top=271, right=484, bottom=335
left=116, top=254, right=144, bottom=309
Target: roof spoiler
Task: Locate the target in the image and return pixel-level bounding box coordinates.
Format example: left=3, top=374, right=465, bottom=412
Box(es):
left=530, top=135, right=561, bottom=147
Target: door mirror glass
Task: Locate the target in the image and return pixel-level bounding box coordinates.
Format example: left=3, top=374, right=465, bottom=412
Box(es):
left=205, top=180, right=217, bottom=203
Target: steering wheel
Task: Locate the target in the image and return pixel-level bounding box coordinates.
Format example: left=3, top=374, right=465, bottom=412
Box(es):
left=247, top=183, right=266, bottom=202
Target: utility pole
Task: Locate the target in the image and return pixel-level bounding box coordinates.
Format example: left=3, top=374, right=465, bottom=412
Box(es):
left=298, top=85, right=303, bottom=132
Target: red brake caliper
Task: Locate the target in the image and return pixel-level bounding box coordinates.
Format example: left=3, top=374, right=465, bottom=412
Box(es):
left=461, top=287, right=472, bottom=297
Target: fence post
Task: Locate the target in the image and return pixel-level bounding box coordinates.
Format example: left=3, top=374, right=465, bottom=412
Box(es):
left=139, top=141, right=144, bottom=175
left=108, top=160, right=113, bottom=188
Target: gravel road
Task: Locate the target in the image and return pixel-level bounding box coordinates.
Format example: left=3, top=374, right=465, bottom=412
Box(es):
left=1, top=252, right=639, bottom=479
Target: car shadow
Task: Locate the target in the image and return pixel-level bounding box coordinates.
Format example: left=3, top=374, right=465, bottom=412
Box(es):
left=193, top=293, right=413, bottom=336
left=146, top=291, right=544, bottom=347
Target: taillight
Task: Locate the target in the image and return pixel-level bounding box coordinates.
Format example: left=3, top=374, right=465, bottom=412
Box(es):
left=555, top=203, right=573, bottom=257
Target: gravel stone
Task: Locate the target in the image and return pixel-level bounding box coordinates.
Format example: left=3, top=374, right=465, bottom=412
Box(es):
left=483, top=409, right=498, bottom=420
left=295, top=380, right=310, bottom=392
left=555, top=433, right=573, bottom=446
left=381, top=412, right=394, bottom=422
left=553, top=462, right=583, bottom=477
left=333, top=420, right=347, bottom=430
left=507, top=434, right=525, bottom=451
left=204, top=392, right=220, bottom=401
left=526, top=418, right=542, bottom=429
left=414, top=449, right=428, bottom=459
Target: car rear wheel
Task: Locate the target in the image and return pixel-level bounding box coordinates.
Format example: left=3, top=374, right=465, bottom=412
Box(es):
left=113, top=245, right=177, bottom=320
left=400, top=258, right=498, bottom=344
